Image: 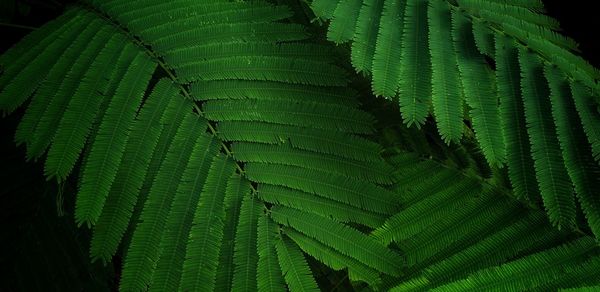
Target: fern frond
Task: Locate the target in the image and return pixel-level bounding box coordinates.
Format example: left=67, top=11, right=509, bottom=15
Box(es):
left=0, top=9, right=91, bottom=115
left=270, top=206, right=404, bottom=275
left=257, top=214, right=287, bottom=292
left=519, top=48, right=575, bottom=230
left=90, top=79, right=178, bottom=263
left=175, top=56, right=347, bottom=85
left=429, top=237, right=599, bottom=291
left=275, top=235, right=320, bottom=292
left=570, top=81, right=600, bottom=164
left=19, top=18, right=110, bottom=160
left=457, top=0, right=559, bottom=28
left=428, top=0, right=464, bottom=143
left=545, top=65, right=600, bottom=238
left=495, top=34, right=540, bottom=201
left=258, top=184, right=386, bottom=228
left=179, top=155, right=236, bottom=291
left=245, top=163, right=399, bottom=215
left=231, top=193, right=262, bottom=291
left=217, top=121, right=383, bottom=162
left=311, top=0, right=339, bottom=19
left=327, top=0, right=363, bottom=43
left=120, top=113, right=208, bottom=291
left=190, top=80, right=358, bottom=106
left=452, top=11, right=505, bottom=166
left=76, top=52, right=156, bottom=226
left=150, top=135, right=220, bottom=291
left=214, top=175, right=248, bottom=291
left=232, top=142, right=394, bottom=184
left=351, top=0, right=385, bottom=73
left=203, top=99, right=373, bottom=134
left=470, top=19, right=494, bottom=57
left=285, top=228, right=382, bottom=287
left=371, top=0, right=405, bottom=97
left=43, top=34, right=127, bottom=181
left=397, top=0, right=431, bottom=127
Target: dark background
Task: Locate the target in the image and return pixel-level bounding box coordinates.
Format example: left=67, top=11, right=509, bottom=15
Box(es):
left=0, top=0, right=597, bottom=291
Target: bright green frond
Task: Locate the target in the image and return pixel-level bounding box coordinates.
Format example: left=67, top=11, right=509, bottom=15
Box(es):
left=175, top=56, right=347, bottom=85
left=430, top=237, right=599, bottom=291
left=351, top=0, right=385, bottom=73
left=428, top=0, right=464, bottom=143
left=371, top=0, right=405, bottom=97
left=570, top=81, right=600, bottom=164
left=271, top=206, right=404, bottom=275
left=118, top=112, right=207, bottom=291
left=215, top=175, right=249, bottom=291
left=232, top=142, right=394, bottom=184
left=458, top=0, right=559, bottom=28
left=452, top=11, right=506, bottom=166
left=311, top=0, right=338, bottom=19
left=397, top=0, right=431, bottom=127
left=470, top=19, right=494, bottom=57
left=190, top=80, right=358, bottom=106
left=20, top=19, right=110, bottom=160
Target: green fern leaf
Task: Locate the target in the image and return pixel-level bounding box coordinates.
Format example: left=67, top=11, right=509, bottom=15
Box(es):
left=428, top=0, right=464, bottom=143
left=518, top=48, right=575, bottom=230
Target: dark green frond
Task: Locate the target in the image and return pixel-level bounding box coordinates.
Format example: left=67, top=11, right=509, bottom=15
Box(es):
left=179, top=155, right=236, bottom=291
left=231, top=194, right=262, bottom=291
left=90, top=79, right=177, bottom=263
left=545, top=65, right=600, bottom=238
left=245, top=163, right=399, bottom=215
left=327, top=0, right=363, bottom=43
left=495, top=34, right=540, bottom=201
left=258, top=184, right=386, bottom=228
left=275, top=235, right=320, bottom=292
left=120, top=113, right=207, bottom=291
left=519, top=48, right=575, bottom=230
left=570, top=82, right=600, bottom=164
left=257, top=214, right=287, bottom=292
left=285, top=228, right=382, bottom=287
left=76, top=52, right=156, bottom=226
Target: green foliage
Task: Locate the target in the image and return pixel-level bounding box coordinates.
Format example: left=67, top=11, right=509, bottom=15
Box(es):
left=309, top=0, right=600, bottom=238
left=1, top=0, right=599, bottom=291
left=0, top=1, right=399, bottom=290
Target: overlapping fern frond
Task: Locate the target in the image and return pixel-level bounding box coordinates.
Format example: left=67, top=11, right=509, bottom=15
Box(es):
left=376, top=152, right=600, bottom=291
left=309, top=0, right=600, bottom=238
left=2, top=0, right=600, bottom=291
left=0, top=1, right=402, bottom=290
